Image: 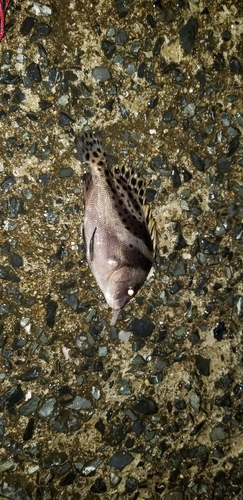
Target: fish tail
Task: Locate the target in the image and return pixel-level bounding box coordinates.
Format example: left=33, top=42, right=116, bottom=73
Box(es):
left=74, top=131, right=105, bottom=165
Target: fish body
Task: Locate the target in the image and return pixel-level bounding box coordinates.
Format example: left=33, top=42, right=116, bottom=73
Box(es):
left=74, top=131, right=155, bottom=324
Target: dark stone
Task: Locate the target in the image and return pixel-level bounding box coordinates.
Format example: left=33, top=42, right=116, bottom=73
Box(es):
left=145, top=71, right=155, bottom=84
left=90, top=478, right=107, bottom=493
left=64, top=70, right=78, bottom=82
left=101, top=40, right=116, bottom=59
left=217, top=155, right=231, bottom=173
left=147, top=95, right=158, bottom=109
left=59, top=112, right=75, bottom=126
left=137, top=62, right=146, bottom=78
left=20, top=366, right=42, bottom=381
left=153, top=36, right=165, bottom=56
left=108, top=450, right=134, bottom=470
left=119, top=105, right=128, bottom=118
left=2, top=176, right=16, bottom=190
left=34, top=23, right=52, bottom=36
left=59, top=280, right=76, bottom=290
left=145, top=188, right=157, bottom=202
left=229, top=56, right=242, bottom=74
left=59, top=471, right=76, bottom=486
left=26, top=63, right=42, bottom=83
left=215, top=393, right=231, bottom=407
left=195, top=355, right=210, bottom=376
left=12, top=337, right=28, bottom=350
left=46, top=300, right=58, bottom=328
left=114, top=0, right=129, bottom=18
left=63, top=294, right=78, bottom=310
left=190, top=420, right=205, bottom=436
left=0, top=265, right=20, bottom=282
left=23, top=417, right=35, bottom=441
left=163, top=109, right=173, bottom=123
left=179, top=16, right=198, bottom=54
left=132, top=420, right=143, bottom=437
left=174, top=397, right=186, bottom=410
left=232, top=224, right=243, bottom=240
left=8, top=197, right=24, bottom=217
left=20, top=16, right=35, bottom=35
left=189, top=331, right=200, bottom=344
left=174, top=233, right=188, bottom=250
left=171, top=166, right=181, bottom=187
left=37, top=42, right=48, bottom=58
left=1, top=384, right=24, bottom=408
left=201, top=238, right=220, bottom=254
left=190, top=151, right=205, bottom=171
left=82, top=348, right=95, bottom=358
left=170, top=281, right=180, bottom=294
left=126, top=476, right=137, bottom=493
left=128, top=316, right=155, bottom=337
left=10, top=252, right=23, bottom=268
left=11, top=88, right=26, bottom=104
left=58, top=386, right=75, bottom=405
left=227, top=136, right=239, bottom=157
left=182, top=167, right=192, bottom=182
left=221, top=30, right=231, bottom=41
left=49, top=68, right=61, bottom=84
left=116, top=28, right=127, bottom=45
left=0, top=73, right=20, bottom=85
left=39, top=101, right=52, bottom=111
left=133, top=397, right=158, bottom=415
left=213, top=321, right=227, bottom=341
left=95, top=418, right=105, bottom=435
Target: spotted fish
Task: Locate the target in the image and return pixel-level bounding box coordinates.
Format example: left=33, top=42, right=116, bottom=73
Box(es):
left=74, top=131, right=156, bottom=325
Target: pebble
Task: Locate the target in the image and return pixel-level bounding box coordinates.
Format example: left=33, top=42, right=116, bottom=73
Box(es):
left=31, top=2, right=52, bottom=16
left=20, top=366, right=42, bottom=381
left=59, top=112, right=75, bottom=126
left=190, top=151, right=205, bottom=172
left=133, top=397, right=158, bottom=415
left=26, top=63, right=42, bottom=83
left=179, top=17, right=198, bottom=54
left=195, top=355, right=210, bottom=376
left=38, top=398, right=56, bottom=418
left=46, top=300, right=58, bottom=328
left=108, top=451, right=134, bottom=471
left=101, top=40, right=116, bottom=59
left=67, top=396, right=92, bottom=410
left=115, top=28, right=127, bottom=45
left=92, top=67, right=111, bottom=81
left=20, top=17, right=36, bottom=35
left=128, top=317, right=155, bottom=337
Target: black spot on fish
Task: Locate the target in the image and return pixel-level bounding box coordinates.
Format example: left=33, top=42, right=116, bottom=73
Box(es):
left=131, top=178, right=136, bottom=186
left=138, top=180, right=143, bottom=188
left=86, top=152, right=90, bottom=161
left=98, top=160, right=104, bottom=167
left=93, top=151, right=99, bottom=158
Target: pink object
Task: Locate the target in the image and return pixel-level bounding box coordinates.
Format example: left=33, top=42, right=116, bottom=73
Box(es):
left=0, top=0, right=11, bottom=41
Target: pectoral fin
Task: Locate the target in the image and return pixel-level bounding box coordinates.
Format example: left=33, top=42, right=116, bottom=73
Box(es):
left=89, top=227, right=97, bottom=262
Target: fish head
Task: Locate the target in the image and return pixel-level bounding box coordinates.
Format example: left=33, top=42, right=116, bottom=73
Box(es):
left=105, top=265, right=147, bottom=312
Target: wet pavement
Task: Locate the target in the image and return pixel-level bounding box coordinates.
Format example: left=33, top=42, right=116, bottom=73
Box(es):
left=0, top=0, right=243, bottom=499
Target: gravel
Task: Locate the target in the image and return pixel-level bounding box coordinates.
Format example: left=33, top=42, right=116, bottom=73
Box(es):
left=0, top=0, right=243, bottom=499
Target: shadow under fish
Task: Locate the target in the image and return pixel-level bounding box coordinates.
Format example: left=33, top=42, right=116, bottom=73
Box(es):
left=74, top=131, right=156, bottom=325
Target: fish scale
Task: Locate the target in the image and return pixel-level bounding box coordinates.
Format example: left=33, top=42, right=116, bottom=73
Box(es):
left=74, top=130, right=156, bottom=325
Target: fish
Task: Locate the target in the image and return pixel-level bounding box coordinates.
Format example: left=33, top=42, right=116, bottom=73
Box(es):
left=74, top=130, right=156, bottom=325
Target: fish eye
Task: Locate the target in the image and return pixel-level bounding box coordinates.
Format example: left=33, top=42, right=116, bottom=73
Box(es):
left=127, top=287, right=135, bottom=297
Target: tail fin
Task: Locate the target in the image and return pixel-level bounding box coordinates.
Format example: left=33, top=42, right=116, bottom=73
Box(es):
left=74, top=131, right=105, bottom=165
